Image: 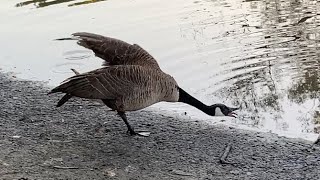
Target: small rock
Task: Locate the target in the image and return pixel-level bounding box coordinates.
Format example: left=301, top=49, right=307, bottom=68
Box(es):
left=1, top=161, right=9, bottom=166
left=103, top=168, right=116, bottom=177
left=12, top=135, right=21, bottom=139
left=230, top=170, right=240, bottom=174
left=39, top=133, right=50, bottom=140
left=125, top=165, right=137, bottom=173
left=256, top=134, right=264, bottom=138
left=43, top=158, right=63, bottom=166
left=247, top=172, right=252, bottom=176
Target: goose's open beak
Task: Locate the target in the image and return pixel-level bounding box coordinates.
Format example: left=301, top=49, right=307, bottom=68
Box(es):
left=227, top=112, right=238, bottom=118
left=227, top=107, right=239, bottom=118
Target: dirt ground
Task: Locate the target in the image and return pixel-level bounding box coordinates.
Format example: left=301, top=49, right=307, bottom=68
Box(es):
left=1, top=72, right=320, bottom=180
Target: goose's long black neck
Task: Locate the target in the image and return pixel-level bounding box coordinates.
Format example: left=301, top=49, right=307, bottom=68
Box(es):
left=178, top=87, right=210, bottom=115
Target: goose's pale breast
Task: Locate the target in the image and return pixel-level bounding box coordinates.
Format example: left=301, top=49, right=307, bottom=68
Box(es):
left=119, top=70, right=179, bottom=111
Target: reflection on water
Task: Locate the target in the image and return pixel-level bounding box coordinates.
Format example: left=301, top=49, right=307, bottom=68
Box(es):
left=63, top=50, right=91, bottom=60
left=178, top=0, right=319, bottom=137
left=16, top=0, right=106, bottom=8
left=1, top=0, right=319, bottom=139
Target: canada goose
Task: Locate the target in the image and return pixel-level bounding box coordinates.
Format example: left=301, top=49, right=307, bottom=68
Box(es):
left=49, top=32, right=239, bottom=136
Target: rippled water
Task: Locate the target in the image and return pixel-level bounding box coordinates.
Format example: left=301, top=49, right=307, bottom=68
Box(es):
left=0, top=0, right=319, bottom=140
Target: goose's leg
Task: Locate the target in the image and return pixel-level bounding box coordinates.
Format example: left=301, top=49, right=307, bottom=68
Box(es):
left=117, top=111, right=136, bottom=135
left=117, top=111, right=150, bottom=137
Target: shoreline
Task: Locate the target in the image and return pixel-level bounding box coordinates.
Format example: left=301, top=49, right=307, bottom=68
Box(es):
left=1, top=72, right=320, bottom=179
left=5, top=70, right=320, bottom=142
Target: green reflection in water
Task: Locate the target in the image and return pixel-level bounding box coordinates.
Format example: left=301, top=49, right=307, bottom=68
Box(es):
left=16, top=0, right=106, bottom=8
left=179, top=0, right=319, bottom=133
left=288, top=71, right=320, bottom=104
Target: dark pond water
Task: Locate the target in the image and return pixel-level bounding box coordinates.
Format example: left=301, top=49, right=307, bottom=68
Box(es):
left=0, top=0, right=319, bottom=140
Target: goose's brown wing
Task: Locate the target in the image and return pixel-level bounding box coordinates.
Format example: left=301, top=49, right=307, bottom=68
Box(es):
left=49, top=66, right=148, bottom=100
left=72, top=32, right=161, bottom=69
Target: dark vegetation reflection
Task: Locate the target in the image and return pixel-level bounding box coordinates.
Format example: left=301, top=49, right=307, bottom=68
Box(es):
left=228, top=0, right=319, bottom=132
left=16, top=0, right=106, bottom=8
left=180, top=0, right=319, bottom=133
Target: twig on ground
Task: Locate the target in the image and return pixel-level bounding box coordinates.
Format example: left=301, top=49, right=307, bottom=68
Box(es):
left=171, top=169, right=193, bottom=176
left=52, top=166, right=79, bottom=169
left=219, top=144, right=232, bottom=164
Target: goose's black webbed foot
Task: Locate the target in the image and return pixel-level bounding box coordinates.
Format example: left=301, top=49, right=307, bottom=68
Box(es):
left=126, top=128, right=150, bottom=137
left=118, top=111, right=150, bottom=137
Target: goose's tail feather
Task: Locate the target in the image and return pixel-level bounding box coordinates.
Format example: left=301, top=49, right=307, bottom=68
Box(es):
left=56, top=94, right=73, bottom=107
left=55, top=37, right=79, bottom=41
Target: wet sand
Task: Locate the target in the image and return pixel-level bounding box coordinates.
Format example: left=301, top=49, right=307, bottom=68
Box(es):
left=1, top=72, right=320, bottom=180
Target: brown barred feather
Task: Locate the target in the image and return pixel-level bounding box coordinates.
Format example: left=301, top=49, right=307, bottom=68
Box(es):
left=49, top=65, right=179, bottom=111
left=72, top=32, right=161, bottom=69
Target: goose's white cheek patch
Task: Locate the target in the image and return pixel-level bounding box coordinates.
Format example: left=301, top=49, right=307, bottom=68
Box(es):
left=215, top=108, right=224, bottom=116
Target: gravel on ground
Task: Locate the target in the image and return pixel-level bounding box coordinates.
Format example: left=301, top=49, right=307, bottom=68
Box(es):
left=1, top=73, right=320, bottom=180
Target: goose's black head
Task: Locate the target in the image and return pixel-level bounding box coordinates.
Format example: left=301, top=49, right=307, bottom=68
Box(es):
left=177, top=87, right=239, bottom=117
left=207, top=104, right=239, bottom=117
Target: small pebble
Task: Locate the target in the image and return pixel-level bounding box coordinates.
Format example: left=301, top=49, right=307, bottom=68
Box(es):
left=230, top=170, right=240, bottom=174
left=103, top=168, right=116, bottom=177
